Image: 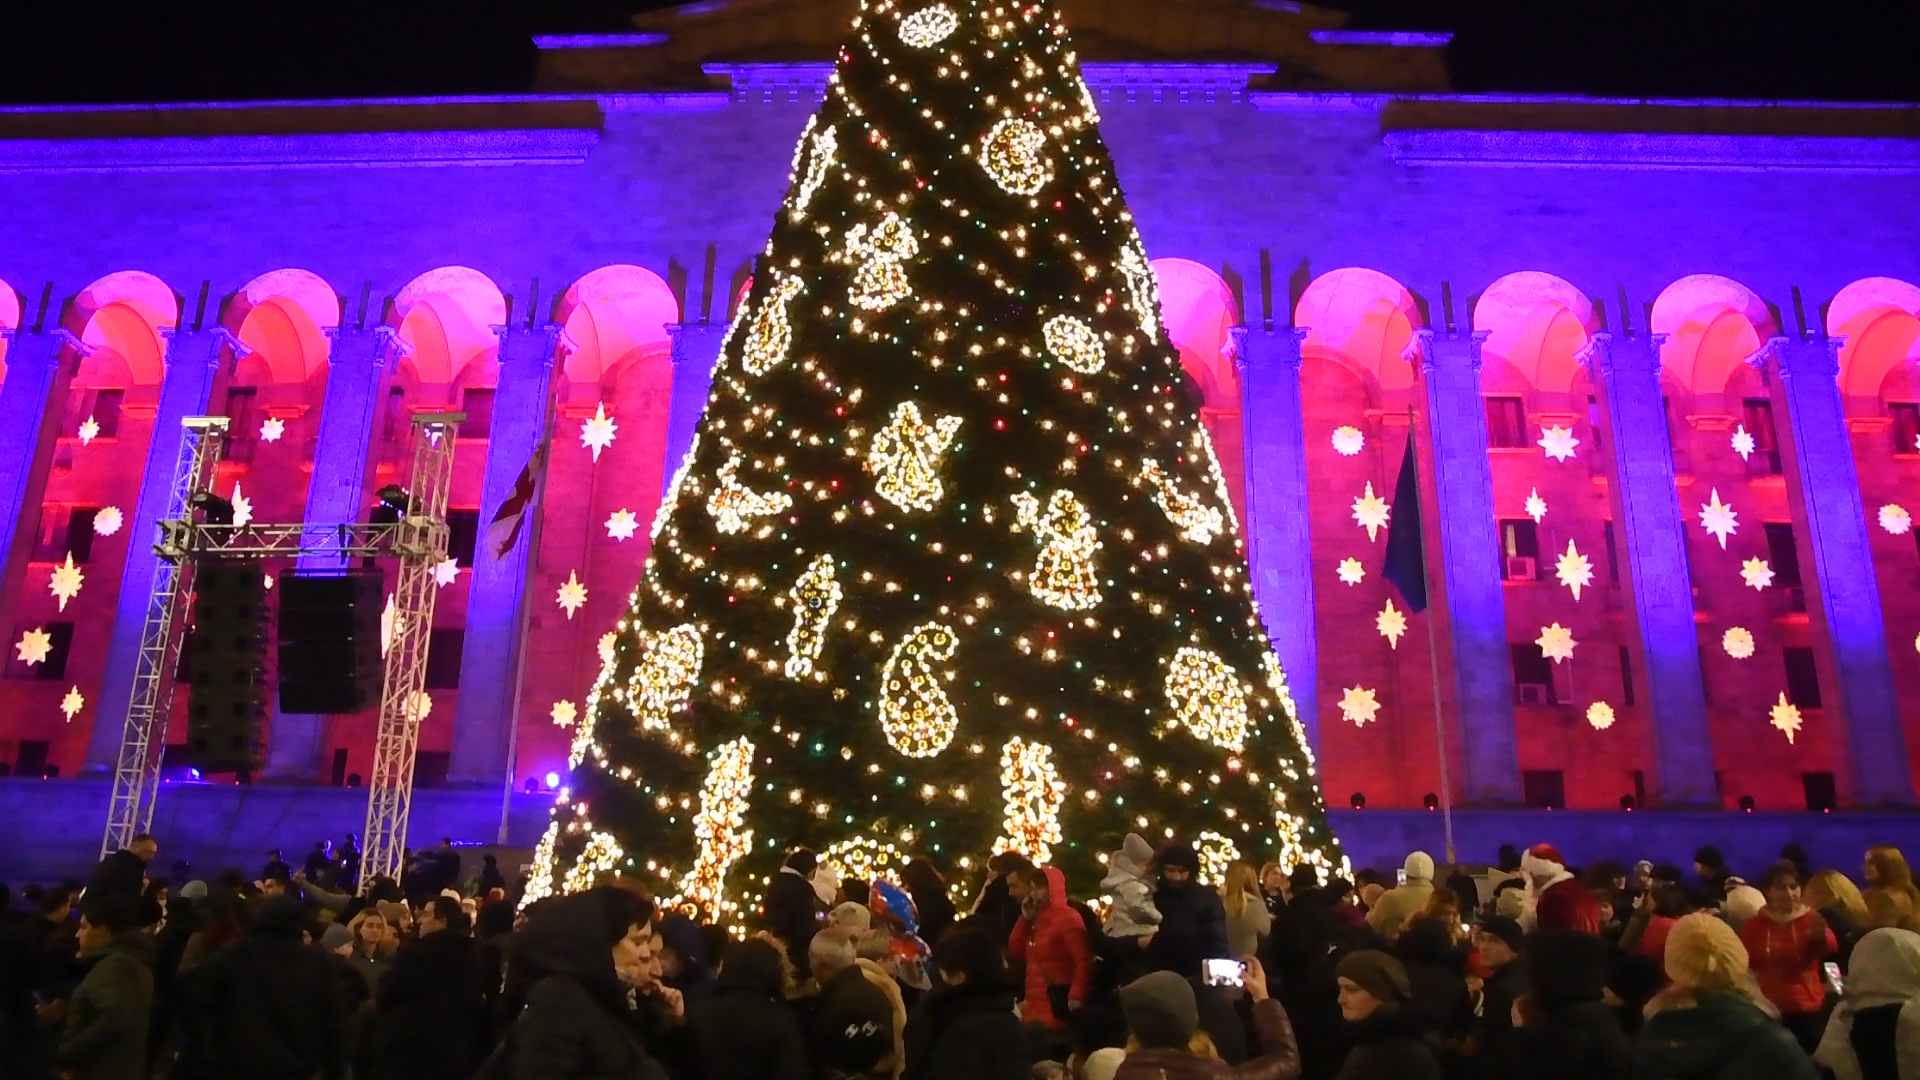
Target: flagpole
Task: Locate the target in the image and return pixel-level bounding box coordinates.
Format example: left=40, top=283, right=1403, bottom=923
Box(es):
left=1408, top=405, right=1457, bottom=864
left=497, top=345, right=560, bottom=847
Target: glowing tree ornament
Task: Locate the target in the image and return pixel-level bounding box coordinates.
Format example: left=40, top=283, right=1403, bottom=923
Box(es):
left=981, top=119, right=1053, bottom=195
left=1140, top=458, right=1224, bottom=545
left=1769, top=692, right=1804, bottom=743
left=741, top=275, right=805, bottom=376
left=844, top=213, right=920, bottom=312
left=878, top=622, right=961, bottom=758
left=898, top=3, right=960, bottom=47
left=1350, top=482, right=1390, bottom=541
left=997, top=736, right=1065, bottom=865
left=1117, top=237, right=1161, bottom=339
left=1043, top=315, right=1106, bottom=374
left=1011, top=489, right=1103, bottom=610
left=1195, top=831, right=1242, bottom=887
left=1338, top=686, right=1380, bottom=727
left=92, top=506, right=123, bottom=536
left=676, top=738, right=756, bottom=917
left=707, top=452, right=792, bottom=534
left=788, top=119, right=838, bottom=224
left=628, top=624, right=704, bottom=732
left=1164, top=647, right=1251, bottom=752
left=869, top=402, right=963, bottom=512
left=1723, top=627, right=1756, bottom=659
left=1330, top=426, right=1365, bottom=456
left=784, top=554, right=843, bottom=680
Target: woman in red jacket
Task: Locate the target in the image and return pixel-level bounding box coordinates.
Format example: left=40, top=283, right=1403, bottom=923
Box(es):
left=1007, top=865, right=1091, bottom=1056
left=1738, top=859, right=1837, bottom=1053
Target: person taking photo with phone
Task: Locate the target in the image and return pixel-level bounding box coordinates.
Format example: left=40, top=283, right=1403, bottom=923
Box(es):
left=1112, top=957, right=1300, bottom=1080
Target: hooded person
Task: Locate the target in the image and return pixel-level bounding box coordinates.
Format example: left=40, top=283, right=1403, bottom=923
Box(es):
left=1630, top=912, right=1818, bottom=1080
left=1365, top=852, right=1436, bottom=938
left=1111, top=962, right=1301, bottom=1080
left=1146, top=841, right=1230, bottom=978
left=1521, top=844, right=1600, bottom=934
left=688, top=937, right=807, bottom=1080
left=656, top=913, right=716, bottom=1004
left=1505, top=930, right=1629, bottom=1080
left=1008, top=865, right=1092, bottom=1032
left=1813, top=927, right=1920, bottom=1080
left=1102, top=833, right=1163, bottom=940
left=498, top=888, right=670, bottom=1080
left=1331, top=950, right=1443, bottom=1080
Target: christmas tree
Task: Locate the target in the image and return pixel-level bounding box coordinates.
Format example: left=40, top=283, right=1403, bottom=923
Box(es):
left=531, top=0, right=1345, bottom=919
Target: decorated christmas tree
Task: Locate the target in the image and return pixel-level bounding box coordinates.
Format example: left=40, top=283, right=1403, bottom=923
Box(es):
left=531, top=0, right=1345, bottom=918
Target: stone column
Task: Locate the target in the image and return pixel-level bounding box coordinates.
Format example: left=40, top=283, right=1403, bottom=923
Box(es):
left=1411, top=329, right=1521, bottom=804
left=1231, top=326, right=1319, bottom=747
left=265, top=326, right=394, bottom=779
left=662, top=322, right=730, bottom=495
left=448, top=325, right=559, bottom=785
left=1765, top=335, right=1914, bottom=806
left=87, top=328, right=227, bottom=770
left=1584, top=332, right=1716, bottom=805
left=0, top=330, right=69, bottom=615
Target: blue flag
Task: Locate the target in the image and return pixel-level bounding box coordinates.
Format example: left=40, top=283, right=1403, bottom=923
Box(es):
left=1381, top=432, right=1428, bottom=613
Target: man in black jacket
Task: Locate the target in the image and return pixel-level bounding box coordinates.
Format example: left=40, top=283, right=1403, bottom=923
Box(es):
left=374, top=896, right=486, bottom=1080
left=173, top=895, right=347, bottom=1080
left=85, top=835, right=156, bottom=903
left=1145, top=840, right=1229, bottom=978
left=1466, top=916, right=1528, bottom=1076
left=807, top=930, right=894, bottom=1079
left=762, top=848, right=824, bottom=971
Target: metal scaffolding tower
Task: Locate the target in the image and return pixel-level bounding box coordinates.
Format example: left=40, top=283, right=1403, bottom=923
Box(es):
left=101, top=414, right=459, bottom=889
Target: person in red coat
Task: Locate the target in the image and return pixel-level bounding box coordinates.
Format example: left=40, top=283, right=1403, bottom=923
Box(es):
left=1007, top=865, right=1091, bottom=1042
left=1522, top=844, right=1602, bottom=935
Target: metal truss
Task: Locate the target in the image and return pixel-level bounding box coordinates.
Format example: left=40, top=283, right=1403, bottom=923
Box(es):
left=102, top=417, right=229, bottom=858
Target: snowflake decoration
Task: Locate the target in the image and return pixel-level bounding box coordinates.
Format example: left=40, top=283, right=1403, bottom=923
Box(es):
left=605, top=509, right=639, bottom=541
left=1331, top=426, right=1365, bottom=456
left=869, top=402, right=963, bottom=513
left=1723, top=626, right=1756, bottom=659
left=77, top=417, right=100, bottom=445
left=1336, top=557, right=1365, bottom=585
left=1698, top=489, right=1738, bottom=548
left=898, top=3, right=959, bottom=47
left=784, top=554, right=843, bottom=680
left=1525, top=488, right=1547, bottom=524
left=741, top=274, right=805, bottom=376
left=997, top=736, right=1065, bottom=866
left=431, top=559, right=459, bottom=587
left=707, top=452, right=792, bottom=534
left=259, top=416, right=285, bottom=443
left=14, top=627, right=52, bottom=667
left=1164, top=647, right=1251, bottom=752
left=878, top=622, right=961, bottom=757
left=1141, top=458, right=1224, bottom=545
left=1377, top=598, right=1408, bottom=649
left=579, top=402, right=618, bottom=462
left=788, top=119, right=838, bottom=224
left=380, top=594, right=395, bottom=656
left=1731, top=425, right=1755, bottom=461
left=1879, top=504, right=1912, bottom=535
left=1548, top=539, right=1591, bottom=600
left=1586, top=702, right=1616, bottom=731
left=1010, top=489, right=1102, bottom=611
left=1769, top=692, right=1803, bottom=744
left=60, top=686, right=83, bottom=723
left=1351, top=481, right=1390, bottom=542
left=230, top=483, right=252, bottom=529
left=1539, top=425, right=1581, bottom=462
left=598, top=631, right=617, bottom=666
left=1741, top=558, right=1775, bottom=590
left=48, top=554, right=83, bottom=611
left=550, top=700, right=578, bottom=729
left=555, top=570, right=588, bottom=619
left=1338, top=685, right=1381, bottom=727
left=677, top=737, right=757, bottom=918
left=981, top=118, right=1052, bottom=195
left=1535, top=622, right=1577, bottom=663
left=92, top=506, right=123, bottom=537
left=1043, top=314, right=1106, bottom=374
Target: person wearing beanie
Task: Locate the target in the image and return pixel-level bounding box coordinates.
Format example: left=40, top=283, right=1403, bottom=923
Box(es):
left=1081, top=1046, right=1127, bottom=1080
left=1467, top=915, right=1529, bottom=1072
left=1101, top=833, right=1163, bottom=940
left=1332, top=950, right=1441, bottom=1080
left=1146, top=840, right=1231, bottom=979
left=1364, top=852, right=1435, bottom=939
left=1739, top=862, right=1836, bottom=1053
left=762, top=847, right=824, bottom=972
left=1631, top=912, right=1818, bottom=1080
left=1504, top=930, right=1628, bottom=1080
left=1720, top=883, right=1766, bottom=928
left=1113, top=959, right=1300, bottom=1080
left=1520, top=844, right=1601, bottom=935
left=688, top=938, right=807, bottom=1080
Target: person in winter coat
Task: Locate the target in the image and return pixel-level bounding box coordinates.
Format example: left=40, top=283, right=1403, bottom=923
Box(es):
left=501, top=888, right=671, bottom=1080
left=1112, top=958, right=1301, bottom=1080
left=1506, top=930, right=1628, bottom=1080
left=1222, top=863, right=1272, bottom=961
left=657, top=913, right=717, bottom=1006
left=1148, top=841, right=1231, bottom=978
left=173, top=895, right=348, bottom=1080
left=970, top=852, right=1035, bottom=945
left=1364, top=852, right=1435, bottom=939
left=340, top=906, right=396, bottom=993
left=1331, top=950, right=1443, bottom=1080
left=373, top=896, right=487, bottom=1080
left=1630, top=912, right=1818, bottom=1080
left=84, top=836, right=156, bottom=905
left=1465, top=916, right=1527, bottom=1071
left=1813, top=927, right=1920, bottom=1080
left=1864, top=846, right=1920, bottom=931
left=1739, top=860, right=1836, bottom=1051
left=1521, top=844, right=1602, bottom=933
left=1102, top=833, right=1162, bottom=940
left=688, top=937, right=807, bottom=1080
left=900, top=925, right=1026, bottom=1080
left=1804, top=869, right=1871, bottom=970
left=900, top=859, right=957, bottom=950
left=764, top=848, right=826, bottom=972
left=808, top=929, right=898, bottom=1080
left=1390, top=915, right=1472, bottom=1047
left=52, top=898, right=153, bottom=1080
left=1009, top=865, right=1091, bottom=1033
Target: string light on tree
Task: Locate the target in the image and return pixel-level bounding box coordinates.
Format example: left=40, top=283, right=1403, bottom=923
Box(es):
left=981, top=118, right=1053, bottom=195
left=1043, top=315, right=1106, bottom=374
left=707, top=452, right=793, bottom=534
left=1195, top=831, right=1242, bottom=887
left=844, top=213, right=920, bottom=311
left=997, top=736, right=1065, bottom=865
left=788, top=119, right=838, bottom=224
left=741, top=275, right=805, bottom=376
left=1164, top=647, right=1251, bottom=752
left=878, top=623, right=961, bottom=758
left=563, top=825, right=624, bottom=895
left=783, top=554, right=843, bottom=680
left=823, top=836, right=902, bottom=886
left=1011, top=489, right=1103, bottom=610
left=869, top=402, right=963, bottom=512
left=1117, top=237, right=1161, bottom=339
left=627, top=624, right=704, bottom=732
left=676, top=738, right=756, bottom=918
left=897, top=3, right=960, bottom=47
left=1140, top=458, right=1223, bottom=545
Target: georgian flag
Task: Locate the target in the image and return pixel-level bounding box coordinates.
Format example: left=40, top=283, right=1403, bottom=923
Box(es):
left=486, top=442, right=548, bottom=560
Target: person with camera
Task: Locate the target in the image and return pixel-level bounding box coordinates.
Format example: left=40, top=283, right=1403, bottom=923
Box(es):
left=1112, top=956, right=1300, bottom=1080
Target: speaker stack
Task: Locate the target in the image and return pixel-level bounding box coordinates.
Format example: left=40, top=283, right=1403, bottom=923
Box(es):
left=184, top=563, right=269, bottom=773
left=277, top=570, right=385, bottom=717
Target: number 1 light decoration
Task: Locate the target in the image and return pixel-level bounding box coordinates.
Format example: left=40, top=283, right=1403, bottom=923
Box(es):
left=533, top=0, right=1346, bottom=916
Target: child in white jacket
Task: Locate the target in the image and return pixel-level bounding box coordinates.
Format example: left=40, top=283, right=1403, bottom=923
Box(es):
left=1101, top=832, right=1162, bottom=938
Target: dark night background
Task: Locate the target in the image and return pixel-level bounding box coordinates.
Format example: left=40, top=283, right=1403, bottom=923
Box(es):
left=0, top=0, right=1914, bottom=105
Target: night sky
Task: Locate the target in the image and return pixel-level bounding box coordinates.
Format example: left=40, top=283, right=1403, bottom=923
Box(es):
left=0, top=0, right=1913, bottom=106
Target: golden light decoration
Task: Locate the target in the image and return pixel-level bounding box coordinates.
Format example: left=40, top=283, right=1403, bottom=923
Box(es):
left=1555, top=539, right=1594, bottom=600
left=897, top=3, right=959, bottom=47
left=878, top=622, right=961, bottom=758
left=707, top=451, right=792, bottom=534
left=1350, top=482, right=1390, bottom=542
left=1586, top=702, right=1616, bottom=731
left=998, top=736, right=1065, bottom=866
left=1723, top=626, right=1756, bottom=659
left=1043, top=314, right=1106, bottom=374
left=564, top=826, right=625, bottom=895
left=521, top=821, right=560, bottom=909
left=677, top=737, right=756, bottom=917
left=1535, top=622, right=1577, bottom=664
left=1011, top=489, right=1103, bottom=610
left=1140, top=458, right=1223, bottom=545
left=1164, top=646, right=1252, bottom=752
left=1118, top=236, right=1162, bottom=339
left=784, top=554, right=843, bottom=679
left=567, top=702, right=598, bottom=770
left=788, top=118, right=838, bottom=223
left=981, top=118, right=1053, bottom=195
left=851, top=259, right=912, bottom=311
left=1330, top=426, right=1365, bottom=456
left=844, top=213, right=920, bottom=311
left=823, top=835, right=903, bottom=885
left=1338, top=685, right=1380, bottom=727
left=869, top=401, right=963, bottom=512
left=1879, top=504, right=1912, bottom=535
left=1195, top=831, right=1242, bottom=887
left=628, top=623, right=704, bottom=732
left=1376, top=599, right=1408, bottom=649
left=1769, top=692, right=1804, bottom=744
left=742, top=274, right=805, bottom=376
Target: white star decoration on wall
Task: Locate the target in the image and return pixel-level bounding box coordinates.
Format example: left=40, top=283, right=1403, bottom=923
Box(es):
left=92, top=506, right=123, bottom=536
left=556, top=570, right=588, bottom=619
left=1331, top=426, right=1365, bottom=456
left=598, top=632, right=617, bottom=665
left=14, top=628, right=51, bottom=667
left=1586, top=702, right=1616, bottom=731
left=1351, top=482, right=1390, bottom=542
left=1536, top=623, right=1577, bottom=663
left=1723, top=627, right=1756, bottom=659
left=605, top=509, right=639, bottom=541
left=1731, top=425, right=1755, bottom=461
left=431, top=559, right=459, bottom=587
left=60, top=686, right=84, bottom=722
left=231, top=483, right=253, bottom=529
left=1538, top=425, right=1580, bottom=462
left=49, top=554, right=83, bottom=611
left=1770, top=692, right=1803, bottom=743
left=1339, top=686, right=1380, bottom=726
left=1878, top=504, right=1912, bottom=535
left=1336, top=558, right=1365, bottom=585
left=1698, top=489, right=1738, bottom=548
left=550, top=700, right=578, bottom=729
left=380, top=594, right=395, bottom=656
left=260, top=417, right=286, bottom=443
left=1525, top=488, right=1547, bottom=524
left=1741, top=558, right=1775, bottom=590
left=77, top=417, right=100, bottom=445
left=580, top=402, right=618, bottom=462
left=1377, top=598, right=1408, bottom=649
left=1555, top=540, right=1594, bottom=600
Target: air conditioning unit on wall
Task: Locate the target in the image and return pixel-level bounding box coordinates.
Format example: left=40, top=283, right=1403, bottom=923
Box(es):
left=1516, top=683, right=1552, bottom=706
left=1505, top=556, right=1537, bottom=581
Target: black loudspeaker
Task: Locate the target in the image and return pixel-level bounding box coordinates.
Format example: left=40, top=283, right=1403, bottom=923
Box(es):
left=185, top=563, right=268, bottom=772
left=277, top=570, right=384, bottom=715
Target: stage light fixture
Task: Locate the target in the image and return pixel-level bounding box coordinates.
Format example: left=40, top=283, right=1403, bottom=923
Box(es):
left=544, top=771, right=561, bottom=790
left=190, top=490, right=236, bottom=526
left=1422, top=793, right=1439, bottom=811
left=1619, top=795, right=1637, bottom=811
left=1349, top=791, right=1366, bottom=810
left=1738, top=795, right=1756, bottom=812
left=524, top=777, right=541, bottom=794
left=370, top=484, right=413, bottom=526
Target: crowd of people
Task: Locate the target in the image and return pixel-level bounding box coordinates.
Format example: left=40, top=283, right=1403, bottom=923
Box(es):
left=2, top=830, right=1918, bottom=1080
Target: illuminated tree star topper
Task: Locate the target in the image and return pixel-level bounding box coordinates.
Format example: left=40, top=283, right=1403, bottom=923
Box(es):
left=1377, top=598, right=1408, bottom=649
left=1698, top=489, right=1738, bottom=548
left=1336, top=558, right=1365, bottom=585
left=1338, top=686, right=1381, bottom=727
left=1536, top=622, right=1577, bottom=663
left=1555, top=539, right=1594, bottom=600
left=1539, top=425, right=1581, bottom=462
left=1351, top=482, right=1390, bottom=542
left=556, top=570, right=589, bottom=619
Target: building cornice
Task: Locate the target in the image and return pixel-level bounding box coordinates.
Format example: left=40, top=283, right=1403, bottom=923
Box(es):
left=0, top=128, right=601, bottom=174
left=1383, top=130, right=1920, bottom=173
left=703, top=61, right=1280, bottom=104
